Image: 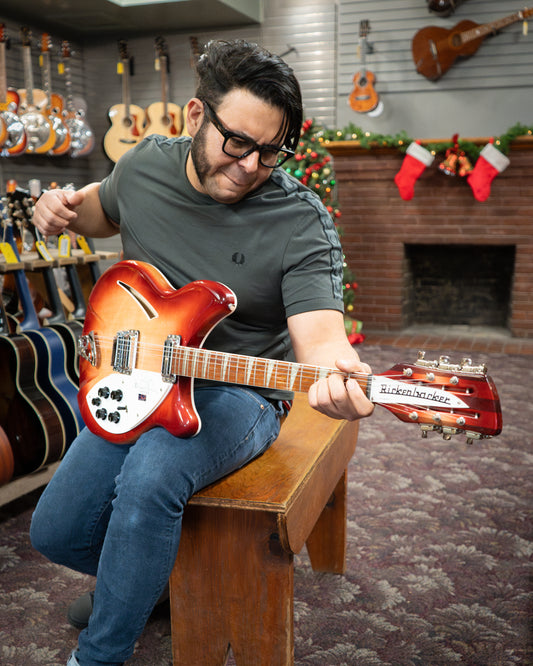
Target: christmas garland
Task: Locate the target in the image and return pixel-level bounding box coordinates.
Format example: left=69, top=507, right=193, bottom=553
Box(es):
left=319, top=122, right=533, bottom=161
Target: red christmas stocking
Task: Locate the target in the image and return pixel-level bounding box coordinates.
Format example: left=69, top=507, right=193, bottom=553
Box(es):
left=394, top=142, right=434, bottom=200
left=467, top=143, right=510, bottom=202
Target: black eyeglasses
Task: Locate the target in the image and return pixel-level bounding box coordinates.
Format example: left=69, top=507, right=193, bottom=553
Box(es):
left=202, top=101, right=294, bottom=168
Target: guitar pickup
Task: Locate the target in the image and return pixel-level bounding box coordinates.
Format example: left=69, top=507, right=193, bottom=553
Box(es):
left=161, top=334, right=181, bottom=383
left=112, top=330, right=139, bottom=375
left=78, top=331, right=98, bottom=367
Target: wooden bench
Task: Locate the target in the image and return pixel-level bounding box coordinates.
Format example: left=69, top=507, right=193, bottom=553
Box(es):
left=169, top=394, right=359, bottom=665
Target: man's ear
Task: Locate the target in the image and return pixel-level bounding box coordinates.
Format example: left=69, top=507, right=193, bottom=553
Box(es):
left=184, top=98, right=205, bottom=138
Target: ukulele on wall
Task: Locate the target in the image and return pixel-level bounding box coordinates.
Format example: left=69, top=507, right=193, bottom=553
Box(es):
left=144, top=37, right=183, bottom=139
left=349, top=20, right=379, bottom=114
left=18, top=27, right=55, bottom=154
left=103, top=40, right=145, bottom=163
left=412, top=7, right=533, bottom=81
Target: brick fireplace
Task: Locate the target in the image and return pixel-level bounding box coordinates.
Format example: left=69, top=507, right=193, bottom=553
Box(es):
left=327, top=138, right=533, bottom=339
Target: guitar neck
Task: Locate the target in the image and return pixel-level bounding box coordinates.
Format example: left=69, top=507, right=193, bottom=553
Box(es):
left=461, top=9, right=533, bottom=45
left=166, top=344, right=370, bottom=395
left=22, top=45, right=35, bottom=106
left=121, top=57, right=131, bottom=114
left=0, top=40, right=7, bottom=103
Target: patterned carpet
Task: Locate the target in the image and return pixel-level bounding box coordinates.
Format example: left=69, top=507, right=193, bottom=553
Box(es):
left=0, top=344, right=531, bottom=665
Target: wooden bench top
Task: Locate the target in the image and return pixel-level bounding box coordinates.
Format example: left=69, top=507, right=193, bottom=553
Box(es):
left=188, top=394, right=359, bottom=553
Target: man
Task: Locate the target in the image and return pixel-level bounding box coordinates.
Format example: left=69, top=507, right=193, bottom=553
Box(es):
left=30, top=39, right=374, bottom=665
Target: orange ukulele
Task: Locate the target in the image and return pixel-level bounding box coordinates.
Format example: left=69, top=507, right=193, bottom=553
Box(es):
left=349, top=20, right=379, bottom=114
left=77, top=260, right=502, bottom=445
left=412, top=7, right=533, bottom=81
left=0, top=24, right=26, bottom=156
left=144, top=37, right=183, bottom=138
left=39, top=33, right=71, bottom=156
left=103, top=40, right=145, bottom=163
left=18, top=27, right=55, bottom=154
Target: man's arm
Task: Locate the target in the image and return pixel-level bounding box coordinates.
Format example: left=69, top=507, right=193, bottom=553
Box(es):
left=32, top=182, right=119, bottom=239
left=288, top=309, right=374, bottom=422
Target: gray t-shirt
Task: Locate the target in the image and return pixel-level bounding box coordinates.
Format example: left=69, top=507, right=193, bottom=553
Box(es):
left=99, top=134, right=344, bottom=400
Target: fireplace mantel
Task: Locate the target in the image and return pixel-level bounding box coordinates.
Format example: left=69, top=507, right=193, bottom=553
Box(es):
left=326, top=135, right=533, bottom=338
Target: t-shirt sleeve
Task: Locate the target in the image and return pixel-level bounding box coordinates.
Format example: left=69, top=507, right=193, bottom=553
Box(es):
left=281, top=191, right=345, bottom=317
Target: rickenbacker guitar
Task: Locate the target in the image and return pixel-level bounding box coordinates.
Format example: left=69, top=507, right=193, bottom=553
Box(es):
left=77, top=261, right=502, bottom=445
left=349, top=20, right=379, bottom=114
left=144, top=37, right=183, bottom=138
left=0, top=25, right=27, bottom=156
left=412, top=7, right=533, bottom=81
left=104, top=40, right=145, bottom=163
left=18, top=27, right=55, bottom=154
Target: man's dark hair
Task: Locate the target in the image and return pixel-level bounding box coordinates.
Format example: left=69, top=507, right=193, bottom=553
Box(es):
left=195, top=39, right=303, bottom=152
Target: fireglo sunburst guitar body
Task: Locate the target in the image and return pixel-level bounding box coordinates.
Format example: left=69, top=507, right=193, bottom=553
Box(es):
left=77, top=261, right=502, bottom=446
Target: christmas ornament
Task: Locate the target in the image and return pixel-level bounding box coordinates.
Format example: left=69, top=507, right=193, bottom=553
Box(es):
left=467, top=141, right=510, bottom=202
left=438, top=134, right=473, bottom=177
left=394, top=141, right=434, bottom=200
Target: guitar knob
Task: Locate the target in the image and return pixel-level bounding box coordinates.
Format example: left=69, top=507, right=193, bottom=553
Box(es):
left=95, top=408, right=108, bottom=420
left=98, top=387, right=110, bottom=399
left=111, top=389, right=123, bottom=401
left=108, top=411, right=121, bottom=424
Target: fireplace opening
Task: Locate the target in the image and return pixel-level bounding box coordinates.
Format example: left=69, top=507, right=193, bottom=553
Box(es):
left=404, top=244, right=516, bottom=328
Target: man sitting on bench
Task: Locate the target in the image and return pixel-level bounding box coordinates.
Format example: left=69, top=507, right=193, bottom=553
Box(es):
left=29, top=38, right=374, bottom=666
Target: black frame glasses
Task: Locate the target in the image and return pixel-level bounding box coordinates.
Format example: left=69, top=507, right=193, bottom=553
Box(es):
left=202, top=101, right=294, bottom=168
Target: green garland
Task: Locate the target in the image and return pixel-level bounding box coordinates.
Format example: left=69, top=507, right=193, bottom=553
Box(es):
left=320, top=122, right=533, bottom=161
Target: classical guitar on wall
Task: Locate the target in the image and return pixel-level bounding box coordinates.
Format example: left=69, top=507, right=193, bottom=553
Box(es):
left=412, top=7, right=533, bottom=81
left=77, top=260, right=502, bottom=446
left=349, top=20, right=379, bottom=114
left=103, top=39, right=145, bottom=163
left=144, top=36, right=183, bottom=139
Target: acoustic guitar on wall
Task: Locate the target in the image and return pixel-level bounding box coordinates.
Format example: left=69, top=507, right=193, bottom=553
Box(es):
left=104, top=39, right=145, bottom=163
left=412, top=7, right=533, bottom=81
left=144, top=37, right=183, bottom=139
left=349, top=20, right=379, bottom=114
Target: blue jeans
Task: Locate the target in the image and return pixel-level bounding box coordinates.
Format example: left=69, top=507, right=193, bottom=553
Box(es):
left=30, top=386, right=284, bottom=665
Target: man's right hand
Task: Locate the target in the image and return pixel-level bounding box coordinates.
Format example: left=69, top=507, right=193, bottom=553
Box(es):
left=33, top=188, right=86, bottom=237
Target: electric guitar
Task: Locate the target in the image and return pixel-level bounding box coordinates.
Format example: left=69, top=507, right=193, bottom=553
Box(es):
left=39, top=33, right=71, bottom=156
left=144, top=37, right=183, bottom=138
left=18, top=27, right=55, bottom=154
left=349, top=20, right=379, bottom=114
left=77, top=260, right=502, bottom=445
left=104, top=40, right=145, bottom=163
left=0, top=24, right=27, bottom=156
left=412, top=7, right=533, bottom=81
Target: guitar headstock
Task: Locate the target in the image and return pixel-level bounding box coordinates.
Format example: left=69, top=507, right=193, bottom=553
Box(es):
left=41, top=32, right=52, bottom=53
left=372, top=351, right=502, bottom=444
left=61, top=40, right=71, bottom=60
left=20, top=26, right=32, bottom=48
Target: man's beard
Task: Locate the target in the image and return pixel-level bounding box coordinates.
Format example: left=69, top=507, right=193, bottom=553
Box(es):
left=189, top=120, right=210, bottom=186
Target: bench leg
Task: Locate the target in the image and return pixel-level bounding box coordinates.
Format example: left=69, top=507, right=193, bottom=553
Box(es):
left=305, top=469, right=347, bottom=574
left=170, top=505, right=294, bottom=665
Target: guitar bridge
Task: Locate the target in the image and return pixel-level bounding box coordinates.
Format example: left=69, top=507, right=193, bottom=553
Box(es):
left=112, top=330, right=139, bottom=374
left=161, top=334, right=181, bottom=383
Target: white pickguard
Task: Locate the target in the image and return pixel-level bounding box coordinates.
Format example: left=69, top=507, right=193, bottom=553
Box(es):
left=84, top=369, right=173, bottom=436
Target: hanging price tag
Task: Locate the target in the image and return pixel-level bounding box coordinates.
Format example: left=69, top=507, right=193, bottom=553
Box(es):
left=58, top=233, right=71, bottom=257
left=0, top=242, right=19, bottom=264
left=523, top=20, right=529, bottom=36
left=36, top=240, right=54, bottom=262
left=76, top=235, right=92, bottom=254
left=117, top=61, right=124, bottom=75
